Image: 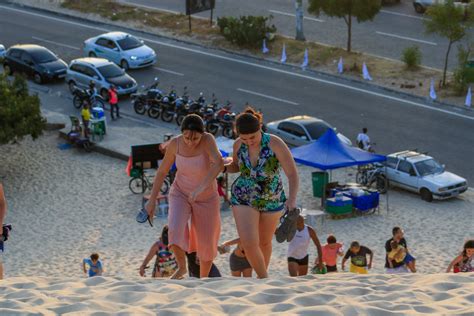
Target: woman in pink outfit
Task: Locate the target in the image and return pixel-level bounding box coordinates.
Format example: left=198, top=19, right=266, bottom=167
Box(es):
left=146, top=114, right=224, bottom=279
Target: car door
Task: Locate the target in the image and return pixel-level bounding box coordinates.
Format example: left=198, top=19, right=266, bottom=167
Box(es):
left=6, top=49, right=22, bottom=72
left=393, top=160, right=419, bottom=192
left=384, top=157, right=399, bottom=185
left=83, top=66, right=103, bottom=91
left=20, top=51, right=35, bottom=77
left=72, top=64, right=92, bottom=89
left=93, top=38, right=109, bottom=59
left=105, top=40, right=122, bottom=65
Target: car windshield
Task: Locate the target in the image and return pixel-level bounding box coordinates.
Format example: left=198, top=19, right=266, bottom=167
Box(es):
left=117, top=36, right=143, bottom=51
left=304, top=121, right=333, bottom=140
left=32, top=49, right=57, bottom=63
left=97, top=64, right=124, bottom=78
left=415, top=159, right=444, bottom=176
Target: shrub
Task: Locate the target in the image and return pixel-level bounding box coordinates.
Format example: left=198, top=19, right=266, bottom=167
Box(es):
left=217, top=15, right=276, bottom=48
left=453, top=44, right=474, bottom=95
left=401, top=46, right=422, bottom=69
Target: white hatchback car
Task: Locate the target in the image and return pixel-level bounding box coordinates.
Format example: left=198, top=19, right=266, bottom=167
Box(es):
left=83, top=32, right=156, bottom=70
left=384, top=151, right=468, bottom=202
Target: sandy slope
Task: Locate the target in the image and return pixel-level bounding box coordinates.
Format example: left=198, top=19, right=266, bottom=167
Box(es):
left=0, top=132, right=473, bottom=314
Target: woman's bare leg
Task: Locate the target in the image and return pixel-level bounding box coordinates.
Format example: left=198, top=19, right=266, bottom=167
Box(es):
left=232, top=205, right=267, bottom=278
left=169, top=245, right=187, bottom=279
left=199, top=260, right=212, bottom=278
left=258, top=211, right=283, bottom=269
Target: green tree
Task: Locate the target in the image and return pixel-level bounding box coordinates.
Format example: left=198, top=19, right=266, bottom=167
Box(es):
left=0, top=75, right=45, bottom=144
left=424, top=0, right=474, bottom=86
left=307, top=0, right=381, bottom=52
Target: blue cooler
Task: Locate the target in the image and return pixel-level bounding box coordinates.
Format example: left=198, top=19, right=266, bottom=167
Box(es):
left=92, top=107, right=104, bottom=119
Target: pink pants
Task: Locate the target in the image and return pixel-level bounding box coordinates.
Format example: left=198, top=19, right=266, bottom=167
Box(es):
left=168, top=187, right=220, bottom=262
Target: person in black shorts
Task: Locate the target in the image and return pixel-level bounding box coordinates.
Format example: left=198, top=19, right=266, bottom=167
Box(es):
left=186, top=252, right=221, bottom=278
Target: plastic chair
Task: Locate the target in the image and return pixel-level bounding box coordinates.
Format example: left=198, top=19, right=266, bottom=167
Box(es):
left=91, top=121, right=105, bottom=142
left=69, top=116, right=82, bottom=133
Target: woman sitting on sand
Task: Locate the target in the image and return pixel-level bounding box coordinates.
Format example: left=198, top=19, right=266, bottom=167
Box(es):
left=139, top=225, right=177, bottom=278
left=146, top=114, right=224, bottom=279
left=223, top=107, right=299, bottom=279
left=446, top=240, right=474, bottom=273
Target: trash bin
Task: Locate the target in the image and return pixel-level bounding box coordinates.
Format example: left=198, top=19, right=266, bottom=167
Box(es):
left=312, top=171, right=329, bottom=198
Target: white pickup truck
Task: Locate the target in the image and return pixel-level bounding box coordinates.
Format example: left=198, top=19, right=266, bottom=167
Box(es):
left=384, top=151, right=468, bottom=202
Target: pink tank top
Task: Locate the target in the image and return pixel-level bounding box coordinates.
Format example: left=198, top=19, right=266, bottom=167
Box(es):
left=172, top=139, right=217, bottom=198
left=321, top=243, right=343, bottom=266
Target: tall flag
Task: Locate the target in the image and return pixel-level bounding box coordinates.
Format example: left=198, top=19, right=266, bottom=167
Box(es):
left=337, top=57, right=344, bottom=74
left=280, top=44, right=287, bottom=63
left=466, top=86, right=472, bottom=108
left=262, top=39, right=269, bottom=54
left=362, top=62, right=372, bottom=81
left=301, top=48, right=309, bottom=69
left=429, top=79, right=437, bottom=100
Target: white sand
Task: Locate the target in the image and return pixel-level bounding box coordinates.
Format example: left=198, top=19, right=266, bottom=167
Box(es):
left=0, top=132, right=473, bottom=314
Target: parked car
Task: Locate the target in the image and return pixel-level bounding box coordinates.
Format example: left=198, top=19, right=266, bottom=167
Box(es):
left=0, top=45, right=6, bottom=59
left=384, top=151, right=468, bottom=202
left=266, top=115, right=352, bottom=147
left=2, top=44, right=67, bottom=84
left=66, top=57, right=138, bottom=100
left=413, top=0, right=471, bottom=14
left=83, top=32, right=156, bottom=70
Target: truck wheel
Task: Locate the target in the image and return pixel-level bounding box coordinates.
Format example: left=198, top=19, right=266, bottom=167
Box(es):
left=420, top=188, right=433, bottom=202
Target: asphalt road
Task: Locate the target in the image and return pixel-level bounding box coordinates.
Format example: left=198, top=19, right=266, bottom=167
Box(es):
left=121, top=0, right=473, bottom=70
left=1, top=4, right=474, bottom=184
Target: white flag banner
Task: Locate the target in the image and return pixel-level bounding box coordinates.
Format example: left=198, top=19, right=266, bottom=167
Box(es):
left=301, top=48, right=309, bottom=69
left=429, top=79, right=437, bottom=100
left=337, top=57, right=343, bottom=74
left=362, top=62, right=372, bottom=81
left=280, top=44, right=287, bottom=63
left=465, top=86, right=472, bottom=108
left=262, top=39, right=269, bottom=54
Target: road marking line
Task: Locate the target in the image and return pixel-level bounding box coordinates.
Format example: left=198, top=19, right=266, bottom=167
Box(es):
left=380, top=9, right=427, bottom=21
left=32, top=36, right=80, bottom=50
left=3, top=6, right=473, bottom=122
left=237, top=88, right=299, bottom=105
left=376, top=31, right=437, bottom=46
left=269, top=10, right=324, bottom=22
left=153, top=67, right=184, bottom=76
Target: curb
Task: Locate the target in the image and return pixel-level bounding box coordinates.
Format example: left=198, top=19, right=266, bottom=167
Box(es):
left=6, top=1, right=472, bottom=114
left=58, top=129, right=129, bottom=162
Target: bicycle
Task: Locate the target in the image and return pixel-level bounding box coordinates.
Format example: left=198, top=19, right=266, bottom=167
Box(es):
left=355, top=163, right=388, bottom=194
left=129, top=168, right=171, bottom=195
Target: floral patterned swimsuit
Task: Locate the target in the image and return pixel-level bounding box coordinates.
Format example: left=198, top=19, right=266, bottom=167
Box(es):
left=231, top=133, right=286, bottom=212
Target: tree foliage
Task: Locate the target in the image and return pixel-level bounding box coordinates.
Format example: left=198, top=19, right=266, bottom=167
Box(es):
left=0, top=75, right=46, bottom=145
left=424, top=0, right=474, bottom=86
left=308, top=0, right=381, bottom=52
left=217, top=15, right=277, bottom=48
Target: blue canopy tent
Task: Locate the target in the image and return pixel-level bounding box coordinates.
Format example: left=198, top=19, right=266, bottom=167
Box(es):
left=291, top=128, right=388, bottom=212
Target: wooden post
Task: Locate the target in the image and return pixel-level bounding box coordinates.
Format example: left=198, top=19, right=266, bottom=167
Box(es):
left=189, top=14, right=192, bottom=32
left=210, top=8, right=213, bottom=26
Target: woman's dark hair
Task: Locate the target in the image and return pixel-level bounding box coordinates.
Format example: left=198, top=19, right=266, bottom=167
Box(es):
left=235, top=107, right=263, bottom=135
left=462, top=240, right=474, bottom=256
left=161, top=225, right=169, bottom=245
left=181, top=114, right=204, bottom=133
left=327, top=235, right=337, bottom=244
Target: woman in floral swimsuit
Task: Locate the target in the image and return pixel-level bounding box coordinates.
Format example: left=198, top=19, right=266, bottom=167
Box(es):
left=224, top=107, right=299, bottom=278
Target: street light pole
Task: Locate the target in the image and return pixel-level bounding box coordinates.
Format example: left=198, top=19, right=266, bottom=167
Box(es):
left=295, top=0, right=306, bottom=41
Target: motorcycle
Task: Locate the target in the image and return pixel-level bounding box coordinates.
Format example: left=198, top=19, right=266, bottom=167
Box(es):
left=72, top=87, right=105, bottom=109
left=159, top=87, right=178, bottom=122
left=131, top=77, right=164, bottom=118
left=220, top=112, right=237, bottom=139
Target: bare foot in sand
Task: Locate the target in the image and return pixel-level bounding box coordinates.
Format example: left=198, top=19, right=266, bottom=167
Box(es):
left=170, top=267, right=187, bottom=279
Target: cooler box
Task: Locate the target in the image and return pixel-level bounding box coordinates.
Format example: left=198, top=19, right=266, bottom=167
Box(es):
left=92, top=107, right=104, bottom=119
left=326, top=196, right=352, bottom=215
left=312, top=171, right=329, bottom=198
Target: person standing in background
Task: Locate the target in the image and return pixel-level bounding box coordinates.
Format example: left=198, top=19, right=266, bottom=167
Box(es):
left=109, top=85, right=120, bottom=120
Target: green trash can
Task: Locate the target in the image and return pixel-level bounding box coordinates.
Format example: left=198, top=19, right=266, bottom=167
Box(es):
left=312, top=171, right=329, bottom=198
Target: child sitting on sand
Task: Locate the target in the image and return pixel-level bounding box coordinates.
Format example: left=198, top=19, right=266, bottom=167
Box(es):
left=140, top=225, right=177, bottom=278
left=83, top=253, right=103, bottom=277
left=446, top=240, right=474, bottom=273
left=388, top=240, right=416, bottom=272
left=319, top=234, right=344, bottom=273
left=218, top=238, right=252, bottom=277
left=341, top=241, right=373, bottom=274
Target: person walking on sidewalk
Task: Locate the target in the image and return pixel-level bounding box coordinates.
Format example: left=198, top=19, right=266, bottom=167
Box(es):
left=145, top=114, right=224, bottom=279
left=224, top=107, right=299, bottom=279
left=108, top=85, right=120, bottom=120
left=0, top=183, right=7, bottom=280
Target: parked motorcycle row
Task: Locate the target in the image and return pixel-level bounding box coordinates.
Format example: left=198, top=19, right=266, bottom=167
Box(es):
left=131, top=78, right=238, bottom=139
